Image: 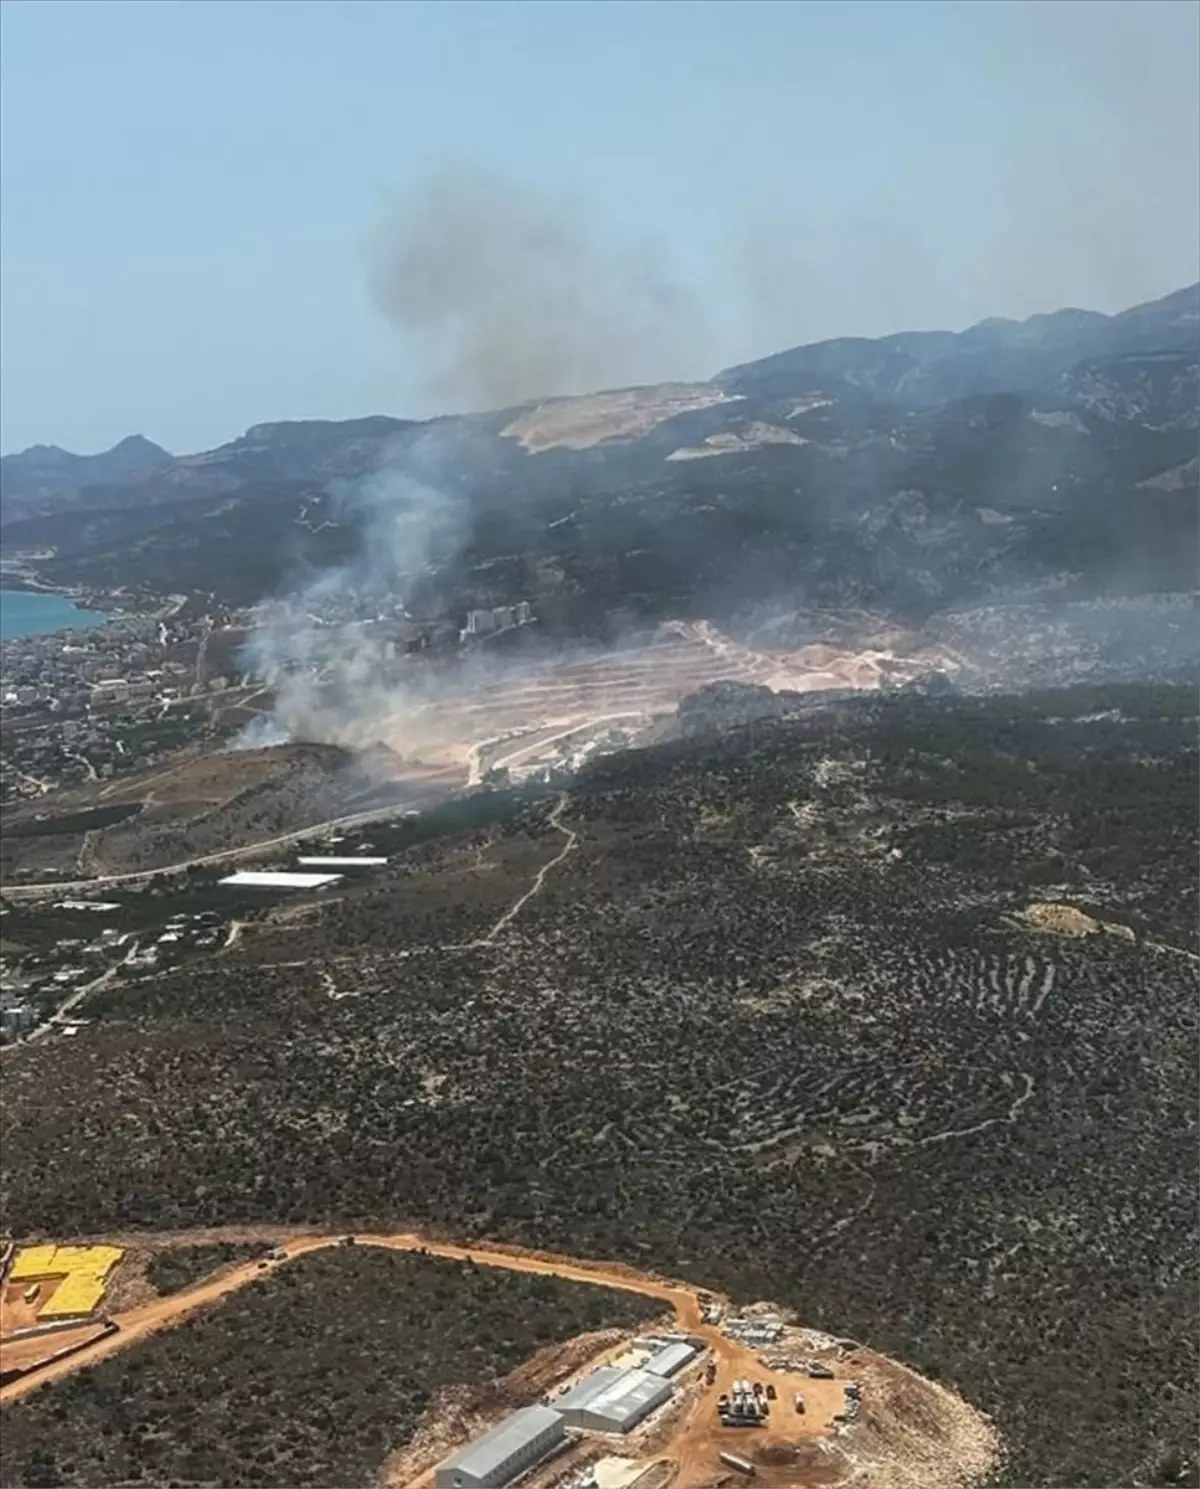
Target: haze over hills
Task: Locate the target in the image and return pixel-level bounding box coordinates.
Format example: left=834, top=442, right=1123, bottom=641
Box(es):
left=716, top=282, right=1200, bottom=405
left=0, top=434, right=172, bottom=501
left=1, top=283, right=1197, bottom=631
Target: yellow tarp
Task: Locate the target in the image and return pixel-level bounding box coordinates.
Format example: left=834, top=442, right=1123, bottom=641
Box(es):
left=51, top=1246, right=123, bottom=1279
left=40, top=1275, right=106, bottom=1318
left=7, top=1243, right=123, bottom=1318
left=8, top=1246, right=59, bottom=1280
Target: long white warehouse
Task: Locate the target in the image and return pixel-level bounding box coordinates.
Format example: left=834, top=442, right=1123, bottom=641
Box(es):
left=218, top=871, right=343, bottom=890
left=555, top=1366, right=672, bottom=1433
left=435, top=1404, right=565, bottom=1489
left=295, top=856, right=389, bottom=868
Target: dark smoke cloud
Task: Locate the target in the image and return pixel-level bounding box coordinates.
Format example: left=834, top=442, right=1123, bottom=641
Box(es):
left=365, top=162, right=712, bottom=414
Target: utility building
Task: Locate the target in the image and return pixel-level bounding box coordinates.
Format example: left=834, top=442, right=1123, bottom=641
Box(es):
left=645, top=1341, right=698, bottom=1378
left=435, top=1405, right=565, bottom=1489
left=555, top=1366, right=672, bottom=1433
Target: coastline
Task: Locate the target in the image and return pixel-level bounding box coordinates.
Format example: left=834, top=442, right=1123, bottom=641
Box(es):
left=0, top=587, right=114, bottom=640
left=0, top=564, right=107, bottom=610
left=0, top=562, right=176, bottom=623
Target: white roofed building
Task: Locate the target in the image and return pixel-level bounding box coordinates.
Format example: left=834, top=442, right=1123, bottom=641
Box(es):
left=644, top=1341, right=697, bottom=1377
left=218, top=871, right=342, bottom=890
left=555, top=1366, right=672, bottom=1433
left=295, top=856, right=388, bottom=869
left=435, top=1404, right=565, bottom=1489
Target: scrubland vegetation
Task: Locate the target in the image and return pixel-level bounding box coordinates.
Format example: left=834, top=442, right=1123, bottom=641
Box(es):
left=0, top=1248, right=659, bottom=1487
left=2, top=684, right=1196, bottom=1488
left=144, top=1242, right=271, bottom=1297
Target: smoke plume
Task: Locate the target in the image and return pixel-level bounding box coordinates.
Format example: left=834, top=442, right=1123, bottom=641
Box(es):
left=235, top=433, right=469, bottom=754
left=365, top=162, right=710, bottom=414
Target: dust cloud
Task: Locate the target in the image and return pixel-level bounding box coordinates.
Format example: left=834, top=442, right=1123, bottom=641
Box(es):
left=364, top=161, right=711, bottom=415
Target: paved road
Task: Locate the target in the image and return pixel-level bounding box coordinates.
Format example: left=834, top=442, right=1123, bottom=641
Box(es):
left=0, top=802, right=432, bottom=901
left=0, top=941, right=139, bottom=1055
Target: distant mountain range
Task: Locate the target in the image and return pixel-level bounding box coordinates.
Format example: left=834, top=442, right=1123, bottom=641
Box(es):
left=2, top=283, right=1196, bottom=624
left=1, top=433, right=172, bottom=500
left=716, top=283, right=1199, bottom=405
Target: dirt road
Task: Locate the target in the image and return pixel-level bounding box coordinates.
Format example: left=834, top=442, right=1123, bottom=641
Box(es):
left=0, top=1227, right=998, bottom=1489
left=0, top=1229, right=688, bottom=1404
left=481, top=792, right=577, bottom=942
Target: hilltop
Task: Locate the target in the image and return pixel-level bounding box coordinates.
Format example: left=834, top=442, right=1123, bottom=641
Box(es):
left=2, top=285, right=1196, bottom=623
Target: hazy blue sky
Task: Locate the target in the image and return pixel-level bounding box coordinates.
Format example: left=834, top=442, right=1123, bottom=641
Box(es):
left=1, top=0, right=1196, bottom=454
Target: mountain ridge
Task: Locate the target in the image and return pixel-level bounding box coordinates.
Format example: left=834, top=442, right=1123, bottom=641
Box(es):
left=1, top=283, right=1195, bottom=624
left=4, top=283, right=1195, bottom=481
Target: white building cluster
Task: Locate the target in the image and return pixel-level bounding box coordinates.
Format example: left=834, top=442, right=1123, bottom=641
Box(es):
left=436, top=1337, right=700, bottom=1489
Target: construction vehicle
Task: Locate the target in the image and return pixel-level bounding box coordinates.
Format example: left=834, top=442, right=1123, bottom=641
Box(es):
left=266, top=1246, right=286, bottom=1262
left=717, top=1394, right=730, bottom=1413
left=21, top=1283, right=39, bottom=1305
left=808, top=1361, right=835, bottom=1379
left=766, top=1382, right=777, bottom=1400
left=794, top=1392, right=806, bottom=1414
left=752, top=1380, right=763, bottom=1398
left=705, top=1361, right=717, bottom=1386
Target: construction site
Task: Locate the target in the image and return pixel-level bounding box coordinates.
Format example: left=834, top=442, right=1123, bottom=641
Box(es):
left=0, top=1230, right=999, bottom=1489
left=425, top=1310, right=873, bottom=1489
left=0, top=1242, right=123, bottom=1384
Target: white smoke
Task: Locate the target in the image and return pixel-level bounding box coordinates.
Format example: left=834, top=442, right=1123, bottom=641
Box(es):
left=234, top=435, right=469, bottom=753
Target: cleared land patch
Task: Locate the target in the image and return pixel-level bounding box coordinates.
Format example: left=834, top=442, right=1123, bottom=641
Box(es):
left=0, top=1246, right=662, bottom=1489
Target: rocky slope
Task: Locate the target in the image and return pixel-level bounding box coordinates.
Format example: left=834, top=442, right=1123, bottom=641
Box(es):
left=2, top=285, right=1196, bottom=623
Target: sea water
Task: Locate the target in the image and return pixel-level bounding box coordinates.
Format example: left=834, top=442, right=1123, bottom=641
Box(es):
left=0, top=589, right=111, bottom=639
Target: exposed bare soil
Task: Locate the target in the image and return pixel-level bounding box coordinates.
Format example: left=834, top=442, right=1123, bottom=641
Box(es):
left=1018, top=901, right=1135, bottom=942
left=0, top=1228, right=999, bottom=1489
left=385, top=621, right=949, bottom=787
left=501, top=386, right=739, bottom=452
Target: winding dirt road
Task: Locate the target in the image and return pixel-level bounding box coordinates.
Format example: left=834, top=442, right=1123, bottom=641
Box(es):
left=481, top=792, right=577, bottom=943
left=0, top=1228, right=1000, bottom=1489
left=0, top=1230, right=696, bottom=1405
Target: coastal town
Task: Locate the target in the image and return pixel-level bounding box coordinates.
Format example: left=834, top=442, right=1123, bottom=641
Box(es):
left=0, top=593, right=247, bottom=807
